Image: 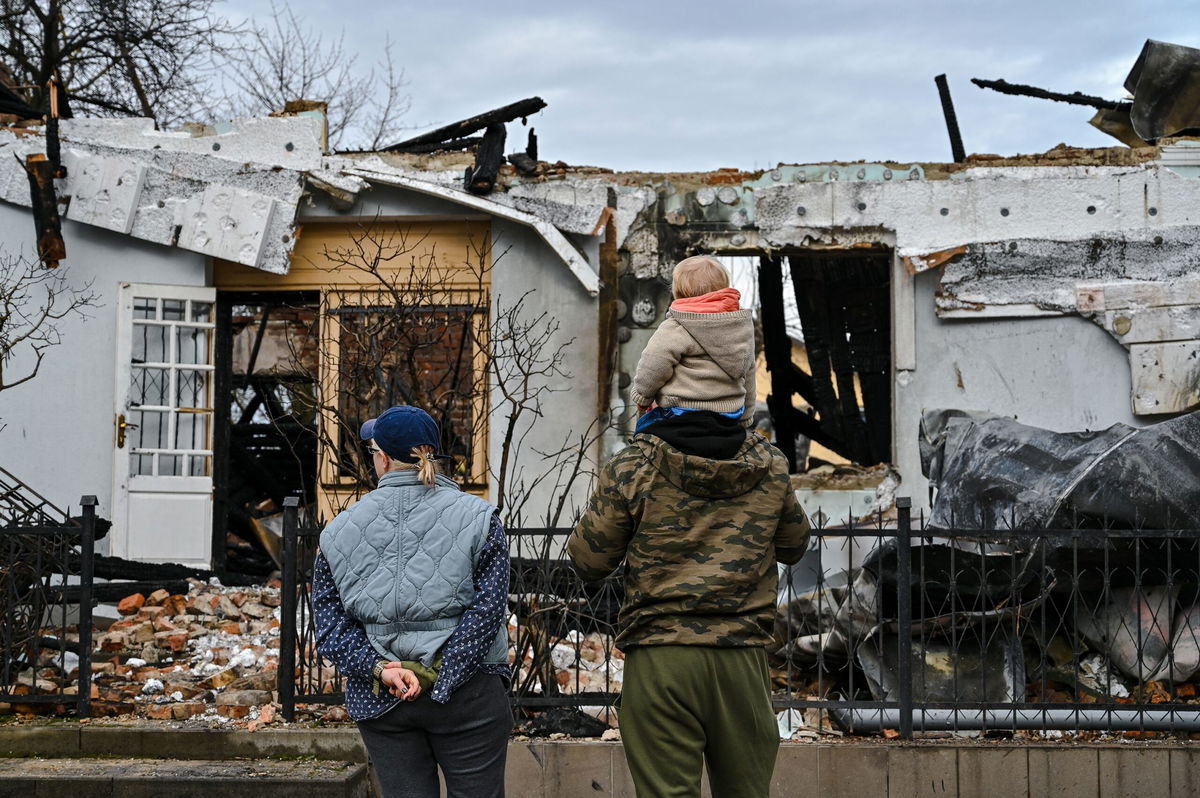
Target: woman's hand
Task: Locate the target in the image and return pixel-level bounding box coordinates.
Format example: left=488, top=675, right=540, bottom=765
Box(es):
left=381, top=664, right=422, bottom=700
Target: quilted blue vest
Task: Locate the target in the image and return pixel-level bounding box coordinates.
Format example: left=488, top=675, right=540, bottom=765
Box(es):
left=319, top=470, right=509, bottom=667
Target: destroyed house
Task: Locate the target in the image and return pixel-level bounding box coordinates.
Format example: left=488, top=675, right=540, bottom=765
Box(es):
left=3, top=103, right=1200, bottom=571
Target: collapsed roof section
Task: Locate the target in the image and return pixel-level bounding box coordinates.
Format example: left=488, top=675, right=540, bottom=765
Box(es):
left=0, top=114, right=601, bottom=294
left=5, top=111, right=1200, bottom=414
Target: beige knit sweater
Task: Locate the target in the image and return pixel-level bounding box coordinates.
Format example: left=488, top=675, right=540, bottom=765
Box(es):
left=629, top=308, right=756, bottom=419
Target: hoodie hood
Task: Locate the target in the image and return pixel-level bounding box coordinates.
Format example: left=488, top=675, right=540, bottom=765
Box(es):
left=632, top=431, right=773, bottom=499
left=668, top=308, right=755, bottom=381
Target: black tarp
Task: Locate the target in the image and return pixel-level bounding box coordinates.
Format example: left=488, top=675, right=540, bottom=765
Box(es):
left=920, top=409, right=1200, bottom=529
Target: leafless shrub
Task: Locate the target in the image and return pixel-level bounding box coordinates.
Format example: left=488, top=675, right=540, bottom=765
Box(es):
left=0, top=0, right=234, bottom=125
left=0, top=250, right=99, bottom=417
left=214, top=2, right=410, bottom=149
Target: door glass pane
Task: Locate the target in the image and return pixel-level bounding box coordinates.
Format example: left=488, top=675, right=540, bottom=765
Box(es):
left=132, top=323, right=168, bottom=364
left=175, top=412, right=210, bottom=450
left=191, top=302, right=213, bottom=323
left=133, top=297, right=157, bottom=320
left=176, top=326, right=209, bottom=365
left=189, top=455, right=211, bottom=477
left=130, top=368, right=168, bottom=407
left=159, top=454, right=182, bottom=476
left=130, top=409, right=167, bottom=449
left=176, top=369, right=210, bottom=408
left=130, top=453, right=154, bottom=477
left=162, top=299, right=185, bottom=321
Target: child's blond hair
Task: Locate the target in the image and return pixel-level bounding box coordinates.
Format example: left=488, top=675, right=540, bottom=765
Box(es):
left=671, top=256, right=730, bottom=299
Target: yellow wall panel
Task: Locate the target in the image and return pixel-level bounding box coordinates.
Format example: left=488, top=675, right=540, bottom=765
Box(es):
left=214, top=220, right=493, bottom=290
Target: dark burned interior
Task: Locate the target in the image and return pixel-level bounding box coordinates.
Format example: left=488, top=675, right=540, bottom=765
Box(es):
left=212, top=292, right=320, bottom=575
left=758, top=249, right=892, bottom=473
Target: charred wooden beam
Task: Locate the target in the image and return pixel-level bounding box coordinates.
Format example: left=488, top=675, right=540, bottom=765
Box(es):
left=390, top=136, right=484, bottom=154
left=507, top=151, right=538, bottom=175
left=466, top=123, right=506, bottom=195
left=22, top=153, right=65, bottom=268
left=384, top=96, right=546, bottom=151
left=935, top=74, right=966, bottom=164
left=971, top=77, right=1129, bottom=111
left=0, top=83, right=39, bottom=119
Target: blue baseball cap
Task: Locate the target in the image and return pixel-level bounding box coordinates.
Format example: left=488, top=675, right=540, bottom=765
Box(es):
left=359, top=406, right=441, bottom=462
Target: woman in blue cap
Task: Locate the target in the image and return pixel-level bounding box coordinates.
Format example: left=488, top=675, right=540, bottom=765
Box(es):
left=311, top=405, right=513, bottom=798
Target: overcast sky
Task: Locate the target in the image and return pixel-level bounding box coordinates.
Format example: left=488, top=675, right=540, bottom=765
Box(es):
left=227, top=0, right=1200, bottom=171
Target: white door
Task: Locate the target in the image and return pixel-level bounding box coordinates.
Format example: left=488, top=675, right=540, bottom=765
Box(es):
left=112, top=283, right=216, bottom=566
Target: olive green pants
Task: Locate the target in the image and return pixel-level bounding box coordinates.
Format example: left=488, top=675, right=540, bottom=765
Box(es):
left=619, top=645, right=779, bottom=798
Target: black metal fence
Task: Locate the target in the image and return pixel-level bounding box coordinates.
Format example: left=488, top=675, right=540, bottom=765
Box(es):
left=0, top=481, right=96, bottom=718
left=279, top=495, right=1200, bottom=737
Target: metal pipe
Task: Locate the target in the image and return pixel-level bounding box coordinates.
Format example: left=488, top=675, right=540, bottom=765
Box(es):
left=77, top=495, right=96, bottom=719
left=895, top=498, right=914, bottom=740
left=832, top=707, right=1200, bottom=732
left=278, top=497, right=300, bottom=722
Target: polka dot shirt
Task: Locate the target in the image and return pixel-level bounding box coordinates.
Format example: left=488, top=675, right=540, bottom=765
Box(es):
left=311, top=513, right=512, bottom=721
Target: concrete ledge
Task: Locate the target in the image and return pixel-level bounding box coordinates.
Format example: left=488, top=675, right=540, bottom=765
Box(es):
left=0, top=725, right=369, bottom=763
left=0, top=757, right=368, bottom=798
left=4, top=726, right=1200, bottom=797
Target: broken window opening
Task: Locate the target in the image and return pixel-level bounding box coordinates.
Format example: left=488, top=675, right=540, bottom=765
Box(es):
left=331, top=302, right=485, bottom=489
left=215, top=293, right=321, bottom=577
left=758, top=250, right=892, bottom=474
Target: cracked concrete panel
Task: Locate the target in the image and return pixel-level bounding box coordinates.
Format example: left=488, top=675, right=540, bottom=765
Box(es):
left=1130, top=341, right=1200, bottom=414
left=60, top=116, right=325, bottom=171
left=62, top=150, right=146, bottom=234
left=1093, top=305, right=1200, bottom=344
left=755, top=164, right=1200, bottom=261
left=178, top=185, right=278, bottom=268
left=1077, top=279, right=1200, bottom=312
left=502, top=179, right=609, bottom=236
left=623, top=214, right=663, bottom=281
left=0, top=128, right=306, bottom=274
left=936, top=235, right=1200, bottom=316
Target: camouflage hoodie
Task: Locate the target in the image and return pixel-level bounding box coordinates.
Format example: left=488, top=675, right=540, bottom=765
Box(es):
left=567, top=432, right=811, bottom=648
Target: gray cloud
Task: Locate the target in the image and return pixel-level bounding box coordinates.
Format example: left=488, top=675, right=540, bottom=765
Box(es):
left=227, top=0, right=1200, bottom=169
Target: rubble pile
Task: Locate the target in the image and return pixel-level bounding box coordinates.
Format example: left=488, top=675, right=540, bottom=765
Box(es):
left=3, top=580, right=290, bottom=728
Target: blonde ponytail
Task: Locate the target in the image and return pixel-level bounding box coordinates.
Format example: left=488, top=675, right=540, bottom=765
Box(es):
left=412, top=445, right=438, bottom=487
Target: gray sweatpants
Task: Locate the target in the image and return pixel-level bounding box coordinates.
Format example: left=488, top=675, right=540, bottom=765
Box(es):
left=357, top=672, right=513, bottom=798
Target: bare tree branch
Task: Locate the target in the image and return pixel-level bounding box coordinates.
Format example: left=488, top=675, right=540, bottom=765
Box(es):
left=214, top=2, right=410, bottom=149
left=0, top=249, right=99, bottom=426
left=0, top=0, right=236, bottom=127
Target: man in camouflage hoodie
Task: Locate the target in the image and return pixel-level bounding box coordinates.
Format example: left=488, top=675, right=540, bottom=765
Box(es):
left=568, top=411, right=810, bottom=798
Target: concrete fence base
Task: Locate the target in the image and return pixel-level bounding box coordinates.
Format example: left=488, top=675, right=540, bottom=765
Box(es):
left=3, top=725, right=1199, bottom=797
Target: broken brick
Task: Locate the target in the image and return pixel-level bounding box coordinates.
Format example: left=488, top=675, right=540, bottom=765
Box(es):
left=215, top=689, right=271, bottom=706
left=145, top=588, right=171, bottom=606
left=172, top=702, right=207, bottom=720
left=154, top=630, right=189, bottom=653
left=240, top=602, right=273, bottom=619
left=200, top=669, right=238, bottom=690
left=131, top=623, right=156, bottom=644
left=136, top=606, right=168, bottom=621
left=153, top=615, right=177, bottom=633
left=98, top=631, right=128, bottom=652
left=117, top=593, right=146, bottom=616
left=216, top=704, right=252, bottom=719
left=162, top=594, right=188, bottom=617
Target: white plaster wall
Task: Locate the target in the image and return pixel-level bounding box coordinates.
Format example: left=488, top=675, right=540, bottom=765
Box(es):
left=0, top=202, right=208, bottom=525
left=490, top=220, right=599, bottom=527
left=894, top=269, right=1146, bottom=514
